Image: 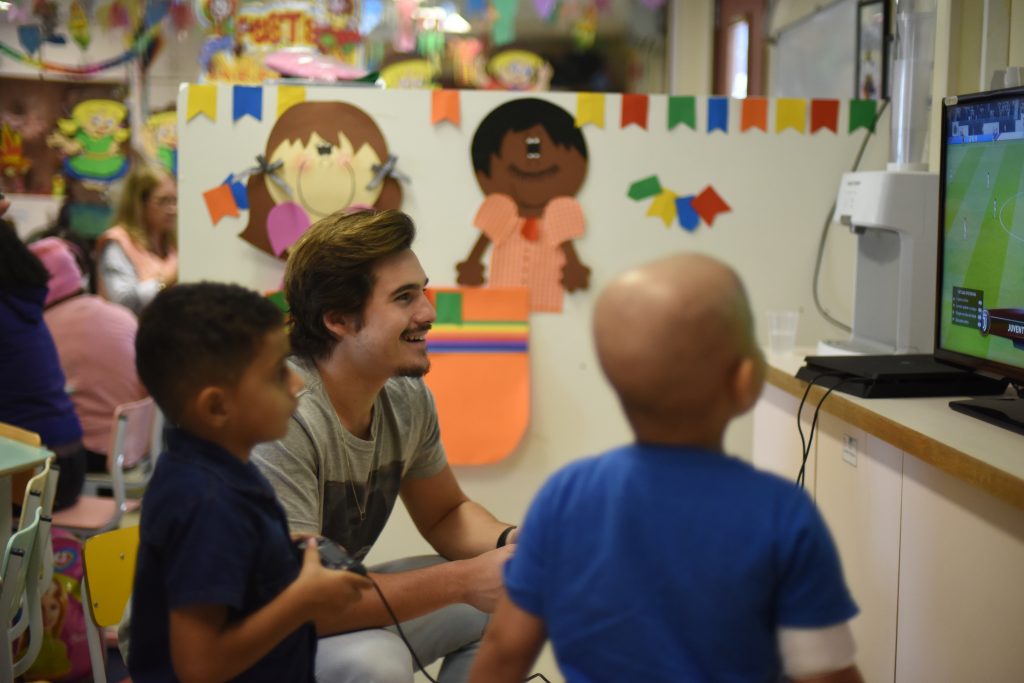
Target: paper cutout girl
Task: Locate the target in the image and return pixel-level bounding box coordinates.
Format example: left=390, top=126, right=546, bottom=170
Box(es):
left=241, top=100, right=402, bottom=258
left=47, top=99, right=130, bottom=184
left=457, top=98, right=590, bottom=313
left=142, top=111, right=178, bottom=175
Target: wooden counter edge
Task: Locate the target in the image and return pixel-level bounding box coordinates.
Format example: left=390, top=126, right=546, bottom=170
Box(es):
left=765, top=365, right=1024, bottom=512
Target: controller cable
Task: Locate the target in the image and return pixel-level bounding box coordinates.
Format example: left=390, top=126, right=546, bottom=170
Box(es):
left=796, top=372, right=864, bottom=488
left=368, top=576, right=551, bottom=683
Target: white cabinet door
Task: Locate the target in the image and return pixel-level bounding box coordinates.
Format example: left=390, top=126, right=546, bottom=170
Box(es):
left=752, top=384, right=816, bottom=496
left=896, top=456, right=1024, bottom=682
left=816, top=414, right=902, bottom=683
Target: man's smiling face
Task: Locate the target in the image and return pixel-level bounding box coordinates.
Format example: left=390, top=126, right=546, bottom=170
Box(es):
left=475, top=124, right=587, bottom=218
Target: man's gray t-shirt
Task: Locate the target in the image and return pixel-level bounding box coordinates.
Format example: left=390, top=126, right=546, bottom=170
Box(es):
left=251, top=358, right=447, bottom=560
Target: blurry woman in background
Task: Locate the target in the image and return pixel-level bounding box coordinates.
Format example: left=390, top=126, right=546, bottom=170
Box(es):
left=95, top=164, right=178, bottom=314
left=0, top=203, right=86, bottom=509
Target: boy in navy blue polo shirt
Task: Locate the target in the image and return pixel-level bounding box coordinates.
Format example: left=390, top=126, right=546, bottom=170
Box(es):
left=129, top=282, right=370, bottom=682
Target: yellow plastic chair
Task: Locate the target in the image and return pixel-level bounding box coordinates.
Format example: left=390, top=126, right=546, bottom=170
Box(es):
left=82, top=525, right=139, bottom=683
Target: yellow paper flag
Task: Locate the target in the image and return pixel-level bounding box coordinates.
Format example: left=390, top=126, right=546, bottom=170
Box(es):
left=277, top=85, right=307, bottom=118
left=186, top=85, right=217, bottom=123
left=775, top=98, right=807, bottom=133
left=647, top=189, right=678, bottom=227
left=575, top=93, right=605, bottom=129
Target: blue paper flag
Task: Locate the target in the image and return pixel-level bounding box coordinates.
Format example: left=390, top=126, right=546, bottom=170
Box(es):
left=465, top=0, right=488, bottom=15
left=675, top=196, right=700, bottom=231
left=708, top=97, right=729, bottom=133
left=223, top=174, right=249, bottom=211
left=17, top=25, right=42, bottom=56
left=232, top=86, right=262, bottom=122
left=145, top=0, right=171, bottom=28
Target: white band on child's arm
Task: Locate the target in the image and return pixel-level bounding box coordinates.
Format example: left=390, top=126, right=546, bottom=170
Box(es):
left=778, top=622, right=857, bottom=679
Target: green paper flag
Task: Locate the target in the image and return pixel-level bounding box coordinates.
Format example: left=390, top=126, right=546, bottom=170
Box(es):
left=628, top=176, right=663, bottom=201
left=266, top=291, right=289, bottom=314
left=668, top=96, right=696, bottom=131
left=849, top=99, right=878, bottom=132
left=436, top=291, right=463, bottom=324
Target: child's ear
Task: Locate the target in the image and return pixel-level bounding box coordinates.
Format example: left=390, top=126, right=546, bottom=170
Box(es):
left=194, top=385, right=231, bottom=428
left=730, top=350, right=766, bottom=417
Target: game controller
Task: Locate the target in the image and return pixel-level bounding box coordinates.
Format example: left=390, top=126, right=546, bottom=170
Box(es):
left=297, top=537, right=368, bottom=575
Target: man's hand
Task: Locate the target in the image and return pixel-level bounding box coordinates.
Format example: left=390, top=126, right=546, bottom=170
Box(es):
left=455, top=544, right=514, bottom=613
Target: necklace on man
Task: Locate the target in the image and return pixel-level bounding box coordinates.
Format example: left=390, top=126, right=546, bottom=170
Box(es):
left=339, top=427, right=373, bottom=521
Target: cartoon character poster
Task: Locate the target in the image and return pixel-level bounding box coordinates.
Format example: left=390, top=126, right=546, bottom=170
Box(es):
left=142, top=110, right=178, bottom=175
left=46, top=99, right=129, bottom=187
left=457, top=98, right=590, bottom=313
left=240, top=100, right=402, bottom=258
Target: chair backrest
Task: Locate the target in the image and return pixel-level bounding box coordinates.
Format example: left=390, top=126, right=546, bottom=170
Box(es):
left=108, top=397, right=157, bottom=472
left=18, top=456, right=52, bottom=529
left=1, top=508, right=50, bottom=679
left=81, top=525, right=139, bottom=683
left=0, top=421, right=41, bottom=446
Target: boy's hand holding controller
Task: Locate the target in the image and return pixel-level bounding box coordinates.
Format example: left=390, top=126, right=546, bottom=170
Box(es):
left=294, top=537, right=372, bottom=620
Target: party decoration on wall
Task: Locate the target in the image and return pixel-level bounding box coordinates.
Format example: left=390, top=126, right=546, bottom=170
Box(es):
left=575, top=93, right=605, bottom=129
left=431, top=90, right=460, bottom=126
left=571, top=4, right=598, bottom=51
left=186, top=84, right=218, bottom=121
left=811, top=99, right=840, bottom=133
left=490, top=0, right=519, bottom=46
left=533, top=0, right=557, bottom=21
left=46, top=100, right=129, bottom=185
left=740, top=97, right=767, bottom=132
left=629, top=176, right=731, bottom=232
left=480, top=49, right=552, bottom=91
left=193, top=0, right=238, bottom=35
left=776, top=98, right=807, bottom=133
left=708, top=97, right=728, bottom=133
left=0, top=21, right=162, bottom=75
left=0, top=123, right=32, bottom=180
left=69, top=0, right=92, bottom=49
left=203, top=183, right=240, bottom=223
left=668, top=95, right=696, bottom=131
left=264, top=48, right=368, bottom=81
left=142, top=111, right=179, bottom=174
left=277, top=85, right=306, bottom=116
left=379, top=58, right=437, bottom=88
left=850, top=99, right=878, bottom=132
left=238, top=100, right=403, bottom=257
left=424, top=287, right=530, bottom=465
left=233, top=85, right=263, bottom=121
left=621, top=94, right=649, bottom=129
left=457, top=98, right=590, bottom=313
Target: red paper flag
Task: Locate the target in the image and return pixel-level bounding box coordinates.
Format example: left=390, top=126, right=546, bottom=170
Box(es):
left=810, top=99, right=840, bottom=133
left=431, top=89, right=461, bottom=126
left=203, top=184, right=240, bottom=225
left=691, top=186, right=731, bottom=227
left=740, top=97, right=768, bottom=132
left=621, top=94, right=649, bottom=129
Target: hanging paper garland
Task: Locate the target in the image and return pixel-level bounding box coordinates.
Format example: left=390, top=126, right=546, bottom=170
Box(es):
left=0, top=22, right=162, bottom=75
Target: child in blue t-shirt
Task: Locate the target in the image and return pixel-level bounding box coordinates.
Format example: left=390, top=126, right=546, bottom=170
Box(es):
left=129, top=282, right=369, bottom=682
left=471, top=254, right=864, bottom=683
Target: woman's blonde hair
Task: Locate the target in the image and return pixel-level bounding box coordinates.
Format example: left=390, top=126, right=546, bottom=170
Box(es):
left=110, top=163, right=177, bottom=253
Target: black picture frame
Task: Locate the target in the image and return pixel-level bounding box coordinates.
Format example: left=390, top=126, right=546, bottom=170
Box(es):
left=855, top=0, right=889, bottom=100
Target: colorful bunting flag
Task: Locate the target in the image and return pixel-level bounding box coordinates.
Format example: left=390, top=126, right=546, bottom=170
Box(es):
left=675, top=196, right=700, bottom=231
left=431, top=89, right=461, bottom=126
left=708, top=97, right=728, bottom=133
left=576, top=93, right=605, bottom=129
left=850, top=99, right=878, bottom=132
left=740, top=97, right=767, bottom=132
left=232, top=86, right=262, bottom=122
left=277, top=85, right=306, bottom=118
left=621, top=94, right=649, bottom=129
left=628, top=176, right=662, bottom=201
left=187, top=84, right=217, bottom=123
left=810, top=99, right=840, bottom=133
left=776, top=98, right=807, bottom=133
left=691, top=186, right=731, bottom=226
left=668, top=96, right=696, bottom=131
left=203, top=184, right=239, bottom=224
left=491, top=0, right=519, bottom=46
left=647, top=189, right=678, bottom=226
left=222, top=174, right=249, bottom=210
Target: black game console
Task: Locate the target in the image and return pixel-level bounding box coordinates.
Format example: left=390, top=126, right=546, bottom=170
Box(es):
left=296, top=537, right=368, bottom=575
left=795, top=354, right=1009, bottom=398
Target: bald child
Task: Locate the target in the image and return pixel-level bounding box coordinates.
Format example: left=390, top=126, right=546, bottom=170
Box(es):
left=470, top=254, right=862, bottom=683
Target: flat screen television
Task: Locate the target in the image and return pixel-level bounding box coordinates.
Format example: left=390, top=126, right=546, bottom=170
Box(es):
left=936, top=86, right=1024, bottom=435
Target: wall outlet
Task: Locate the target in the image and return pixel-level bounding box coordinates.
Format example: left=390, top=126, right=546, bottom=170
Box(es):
left=842, top=435, right=858, bottom=467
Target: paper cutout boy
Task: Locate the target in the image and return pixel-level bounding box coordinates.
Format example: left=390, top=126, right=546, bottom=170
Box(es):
left=457, top=98, right=590, bottom=313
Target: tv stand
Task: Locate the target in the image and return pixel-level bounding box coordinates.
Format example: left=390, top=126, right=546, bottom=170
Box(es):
left=949, top=396, right=1024, bottom=437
